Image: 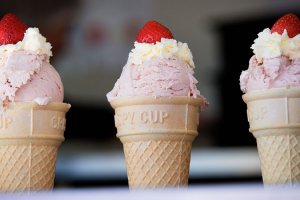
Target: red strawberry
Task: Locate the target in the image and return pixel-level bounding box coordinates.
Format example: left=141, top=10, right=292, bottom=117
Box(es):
left=136, top=20, right=173, bottom=43
left=0, top=13, right=28, bottom=45
left=271, top=13, right=300, bottom=38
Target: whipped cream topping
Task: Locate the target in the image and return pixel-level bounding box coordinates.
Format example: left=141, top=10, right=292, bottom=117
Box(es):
left=128, top=38, right=195, bottom=68
left=251, top=28, right=300, bottom=62
left=0, top=28, right=52, bottom=59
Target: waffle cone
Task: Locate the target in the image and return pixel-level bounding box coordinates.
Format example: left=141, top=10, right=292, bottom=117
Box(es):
left=110, top=96, right=203, bottom=189
left=243, top=87, right=300, bottom=185
left=0, top=102, right=70, bottom=192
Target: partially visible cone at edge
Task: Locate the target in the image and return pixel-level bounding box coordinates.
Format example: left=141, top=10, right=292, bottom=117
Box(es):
left=110, top=96, right=203, bottom=189
left=0, top=102, right=70, bottom=192
left=242, top=87, right=300, bottom=185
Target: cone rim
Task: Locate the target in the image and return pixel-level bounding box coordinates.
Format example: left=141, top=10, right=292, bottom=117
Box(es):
left=110, top=96, right=203, bottom=109
left=242, top=87, right=300, bottom=103
left=6, top=102, right=71, bottom=112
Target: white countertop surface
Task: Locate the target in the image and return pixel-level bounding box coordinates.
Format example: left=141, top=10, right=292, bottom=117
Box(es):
left=1, top=184, right=299, bottom=200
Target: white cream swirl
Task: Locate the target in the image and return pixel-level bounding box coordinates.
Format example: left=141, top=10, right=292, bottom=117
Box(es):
left=128, top=38, right=195, bottom=68
left=251, top=28, right=300, bottom=62
left=0, top=28, right=52, bottom=59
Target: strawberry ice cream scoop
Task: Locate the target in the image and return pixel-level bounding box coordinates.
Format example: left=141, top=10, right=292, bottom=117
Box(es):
left=240, top=56, right=300, bottom=93
left=0, top=50, right=63, bottom=105
left=2, top=50, right=64, bottom=105
left=240, top=13, right=300, bottom=93
left=0, top=13, right=63, bottom=106
left=107, top=20, right=207, bottom=106
left=107, top=57, right=200, bottom=101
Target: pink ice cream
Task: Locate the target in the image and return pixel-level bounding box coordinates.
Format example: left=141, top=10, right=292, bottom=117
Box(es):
left=7, top=51, right=63, bottom=103
left=240, top=56, right=300, bottom=93
left=107, top=56, right=200, bottom=102
left=0, top=28, right=64, bottom=106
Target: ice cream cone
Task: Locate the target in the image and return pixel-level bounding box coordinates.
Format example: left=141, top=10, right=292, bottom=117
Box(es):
left=110, top=96, right=203, bottom=189
left=0, top=102, right=70, bottom=192
left=242, top=87, right=300, bottom=185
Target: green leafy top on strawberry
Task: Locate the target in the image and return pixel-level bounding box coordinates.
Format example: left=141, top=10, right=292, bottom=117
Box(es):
left=136, top=20, right=173, bottom=44
left=0, top=13, right=28, bottom=45
left=271, top=13, right=300, bottom=38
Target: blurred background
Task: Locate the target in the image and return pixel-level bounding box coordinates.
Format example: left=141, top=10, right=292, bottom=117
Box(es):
left=1, top=0, right=300, bottom=188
